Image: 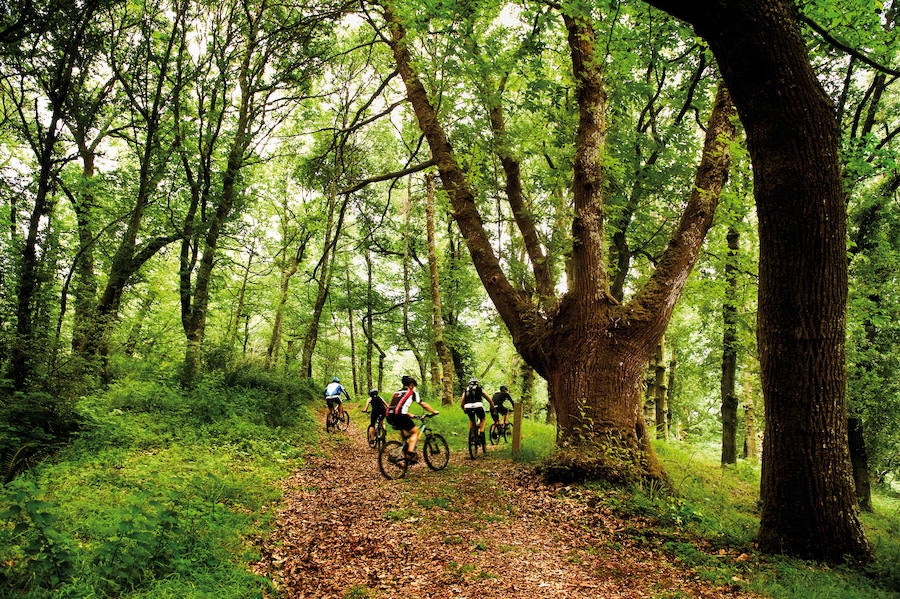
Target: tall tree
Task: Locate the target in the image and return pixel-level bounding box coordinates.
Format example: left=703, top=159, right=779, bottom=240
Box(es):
left=1, top=0, right=107, bottom=388
left=175, top=0, right=328, bottom=384
left=425, top=173, right=454, bottom=405
left=720, top=226, right=739, bottom=465
left=646, top=0, right=871, bottom=562
left=372, top=1, right=736, bottom=481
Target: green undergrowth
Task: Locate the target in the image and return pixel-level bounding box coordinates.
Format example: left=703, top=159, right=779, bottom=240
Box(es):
left=0, top=363, right=319, bottom=598
left=606, top=441, right=900, bottom=599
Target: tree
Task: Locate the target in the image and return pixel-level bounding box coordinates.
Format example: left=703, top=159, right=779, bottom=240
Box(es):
left=720, top=226, right=739, bottom=465
left=425, top=173, right=455, bottom=405
left=0, top=0, right=108, bottom=388
left=645, top=0, right=871, bottom=563
left=175, top=0, right=330, bottom=385
left=372, top=1, right=736, bottom=481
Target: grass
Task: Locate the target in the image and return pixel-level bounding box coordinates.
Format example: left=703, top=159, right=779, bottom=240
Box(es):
left=0, top=367, right=318, bottom=598
left=3, top=382, right=897, bottom=598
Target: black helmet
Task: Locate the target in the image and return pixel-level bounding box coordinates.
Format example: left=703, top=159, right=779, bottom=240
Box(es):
left=500, top=385, right=508, bottom=392
left=469, top=378, right=478, bottom=386
left=401, top=375, right=416, bottom=387
left=368, top=389, right=379, bottom=397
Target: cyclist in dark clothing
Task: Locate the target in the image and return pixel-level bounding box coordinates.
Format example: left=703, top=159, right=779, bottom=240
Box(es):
left=461, top=377, right=494, bottom=448
left=363, top=388, right=387, bottom=444
left=491, top=385, right=514, bottom=427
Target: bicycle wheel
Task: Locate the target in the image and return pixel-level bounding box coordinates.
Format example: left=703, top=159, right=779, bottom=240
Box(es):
left=375, top=421, right=387, bottom=451
left=423, top=433, right=449, bottom=471
left=379, top=440, right=408, bottom=480
left=468, top=429, right=478, bottom=459
left=339, top=410, right=350, bottom=431
left=489, top=422, right=501, bottom=445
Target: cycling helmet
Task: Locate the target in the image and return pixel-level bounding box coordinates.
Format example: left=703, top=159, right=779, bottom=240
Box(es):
left=332, top=377, right=339, bottom=383
left=368, top=389, right=379, bottom=398
left=401, top=375, right=416, bottom=387
left=469, top=378, right=478, bottom=386
left=500, top=385, right=508, bottom=392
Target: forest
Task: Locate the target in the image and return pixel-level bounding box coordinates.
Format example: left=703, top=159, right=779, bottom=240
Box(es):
left=1, top=0, right=898, bottom=596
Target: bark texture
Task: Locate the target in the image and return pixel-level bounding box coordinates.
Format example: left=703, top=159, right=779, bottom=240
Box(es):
left=646, top=0, right=870, bottom=562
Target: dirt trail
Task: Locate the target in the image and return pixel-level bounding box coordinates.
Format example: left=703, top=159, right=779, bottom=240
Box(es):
left=253, top=411, right=758, bottom=598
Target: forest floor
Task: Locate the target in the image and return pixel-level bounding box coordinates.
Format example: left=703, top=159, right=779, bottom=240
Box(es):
left=252, top=413, right=762, bottom=599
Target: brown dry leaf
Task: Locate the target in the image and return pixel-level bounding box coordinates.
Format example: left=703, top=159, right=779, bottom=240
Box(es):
left=251, top=412, right=763, bottom=598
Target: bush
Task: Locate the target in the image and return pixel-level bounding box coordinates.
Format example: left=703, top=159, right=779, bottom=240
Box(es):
left=0, top=383, right=83, bottom=482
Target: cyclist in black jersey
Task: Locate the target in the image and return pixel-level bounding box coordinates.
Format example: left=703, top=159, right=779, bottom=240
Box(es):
left=491, top=385, right=514, bottom=427
left=363, top=388, right=387, bottom=444
left=460, top=377, right=494, bottom=448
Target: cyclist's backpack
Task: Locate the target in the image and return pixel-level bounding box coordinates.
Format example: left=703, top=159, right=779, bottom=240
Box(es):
left=465, top=384, right=481, bottom=402
left=387, top=389, right=405, bottom=415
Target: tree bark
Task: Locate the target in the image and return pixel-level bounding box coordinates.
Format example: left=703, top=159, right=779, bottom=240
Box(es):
left=847, top=417, right=872, bottom=511
left=425, top=174, right=455, bottom=405
left=721, top=227, right=739, bottom=465
left=645, top=0, right=870, bottom=562
left=654, top=343, right=668, bottom=441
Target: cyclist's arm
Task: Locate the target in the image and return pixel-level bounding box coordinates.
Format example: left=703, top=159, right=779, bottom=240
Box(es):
left=419, top=400, right=439, bottom=415
left=363, top=397, right=371, bottom=412
left=483, top=390, right=494, bottom=408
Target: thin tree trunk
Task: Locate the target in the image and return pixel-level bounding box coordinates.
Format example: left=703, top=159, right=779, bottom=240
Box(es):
left=401, top=187, right=426, bottom=387
left=848, top=417, right=872, bottom=511
left=299, top=188, right=346, bottom=378
left=123, top=291, right=155, bottom=357
left=721, top=227, right=740, bottom=465
left=346, top=269, right=358, bottom=395
left=520, top=360, right=535, bottom=418
left=228, top=245, right=255, bottom=347
left=654, top=343, right=668, bottom=441
left=425, top=173, right=455, bottom=405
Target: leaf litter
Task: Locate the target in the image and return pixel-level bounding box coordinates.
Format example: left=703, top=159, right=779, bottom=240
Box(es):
left=252, top=415, right=761, bottom=598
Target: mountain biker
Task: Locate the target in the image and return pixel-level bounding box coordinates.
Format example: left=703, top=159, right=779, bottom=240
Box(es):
left=491, top=385, right=514, bottom=427
left=461, top=377, right=494, bottom=449
left=324, top=377, right=350, bottom=420
left=386, top=375, right=438, bottom=463
left=363, top=388, right=387, bottom=444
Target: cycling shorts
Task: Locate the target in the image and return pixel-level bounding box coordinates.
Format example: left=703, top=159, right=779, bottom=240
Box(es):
left=464, top=406, right=486, bottom=425
left=386, top=413, right=415, bottom=432
left=369, top=405, right=386, bottom=427
left=495, top=404, right=510, bottom=415
left=326, top=396, right=342, bottom=410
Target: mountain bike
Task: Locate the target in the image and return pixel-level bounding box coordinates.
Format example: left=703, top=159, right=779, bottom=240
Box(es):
left=367, top=414, right=387, bottom=451
left=325, top=403, right=350, bottom=433
left=467, top=414, right=487, bottom=459
left=378, top=414, right=449, bottom=480
left=489, top=419, right=512, bottom=444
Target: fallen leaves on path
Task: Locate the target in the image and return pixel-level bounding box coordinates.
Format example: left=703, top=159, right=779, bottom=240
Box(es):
left=252, top=414, right=760, bottom=598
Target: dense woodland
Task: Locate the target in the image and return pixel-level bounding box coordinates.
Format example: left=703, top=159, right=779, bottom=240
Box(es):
left=1, top=0, right=899, bottom=583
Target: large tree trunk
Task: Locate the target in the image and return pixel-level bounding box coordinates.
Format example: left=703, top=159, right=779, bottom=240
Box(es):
left=721, top=227, right=740, bottom=465
left=379, top=2, right=735, bottom=481
left=646, top=0, right=870, bottom=563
